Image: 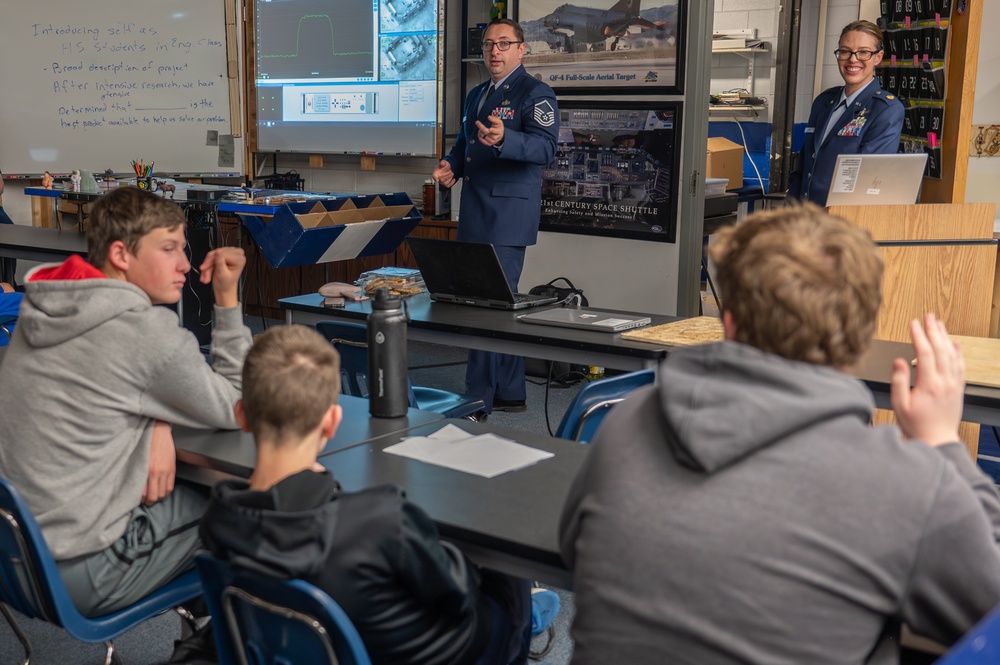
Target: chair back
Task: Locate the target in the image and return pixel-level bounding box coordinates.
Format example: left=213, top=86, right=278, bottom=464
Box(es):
left=315, top=321, right=371, bottom=398
left=0, top=476, right=71, bottom=624
left=935, top=604, right=1000, bottom=664
left=0, top=315, right=17, bottom=346
left=556, top=369, right=656, bottom=443
left=195, top=553, right=372, bottom=665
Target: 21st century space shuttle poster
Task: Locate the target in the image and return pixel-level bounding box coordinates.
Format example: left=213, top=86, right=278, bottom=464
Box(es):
left=515, top=0, right=684, bottom=94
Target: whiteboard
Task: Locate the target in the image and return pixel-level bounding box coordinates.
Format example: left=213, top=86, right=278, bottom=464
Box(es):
left=0, top=0, right=243, bottom=176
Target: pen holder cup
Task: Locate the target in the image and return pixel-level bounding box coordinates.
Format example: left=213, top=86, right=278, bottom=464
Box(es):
left=137, top=177, right=157, bottom=192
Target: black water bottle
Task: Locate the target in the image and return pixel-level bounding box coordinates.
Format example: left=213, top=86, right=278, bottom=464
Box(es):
left=367, top=288, right=409, bottom=418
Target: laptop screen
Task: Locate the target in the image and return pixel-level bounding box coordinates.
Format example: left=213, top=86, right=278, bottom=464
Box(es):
left=407, top=237, right=516, bottom=302
left=824, top=153, right=927, bottom=206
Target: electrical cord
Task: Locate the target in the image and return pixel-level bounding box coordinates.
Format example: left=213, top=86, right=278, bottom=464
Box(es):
left=730, top=117, right=766, bottom=193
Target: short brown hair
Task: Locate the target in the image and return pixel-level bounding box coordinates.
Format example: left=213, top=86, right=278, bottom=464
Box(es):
left=709, top=204, right=882, bottom=368
left=87, top=186, right=186, bottom=268
left=486, top=18, right=525, bottom=43
left=840, top=20, right=883, bottom=51
left=241, top=325, right=342, bottom=442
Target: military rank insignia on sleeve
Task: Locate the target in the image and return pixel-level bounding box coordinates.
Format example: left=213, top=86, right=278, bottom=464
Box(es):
left=534, top=100, right=556, bottom=127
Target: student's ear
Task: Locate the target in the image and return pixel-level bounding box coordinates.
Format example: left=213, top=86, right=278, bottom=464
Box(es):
left=320, top=404, right=343, bottom=441
left=234, top=399, right=252, bottom=433
left=722, top=310, right=738, bottom=341
left=105, top=240, right=131, bottom=274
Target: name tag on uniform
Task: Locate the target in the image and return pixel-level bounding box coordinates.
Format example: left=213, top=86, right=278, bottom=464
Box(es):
left=804, top=127, right=815, bottom=134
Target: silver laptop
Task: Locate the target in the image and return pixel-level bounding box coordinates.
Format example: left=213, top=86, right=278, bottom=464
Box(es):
left=824, top=153, right=927, bottom=206
left=518, top=307, right=651, bottom=333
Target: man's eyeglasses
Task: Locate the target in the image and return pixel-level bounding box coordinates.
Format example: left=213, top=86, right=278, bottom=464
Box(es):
left=482, top=40, right=523, bottom=52
left=833, top=48, right=880, bottom=61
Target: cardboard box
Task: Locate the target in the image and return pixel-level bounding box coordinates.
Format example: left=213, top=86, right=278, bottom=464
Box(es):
left=706, top=137, right=744, bottom=191
left=224, top=192, right=422, bottom=268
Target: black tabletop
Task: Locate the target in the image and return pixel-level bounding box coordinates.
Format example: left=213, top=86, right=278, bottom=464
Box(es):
left=281, top=292, right=677, bottom=368
left=0, top=225, right=88, bottom=258
left=175, top=394, right=446, bottom=479
left=318, top=419, right=587, bottom=584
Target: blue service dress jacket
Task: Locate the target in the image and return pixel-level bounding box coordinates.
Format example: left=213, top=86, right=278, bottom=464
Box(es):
left=443, top=65, right=559, bottom=247
left=788, top=80, right=904, bottom=206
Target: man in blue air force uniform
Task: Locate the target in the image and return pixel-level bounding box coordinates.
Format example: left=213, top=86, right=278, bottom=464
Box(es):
left=788, top=20, right=904, bottom=206
left=433, top=18, right=559, bottom=418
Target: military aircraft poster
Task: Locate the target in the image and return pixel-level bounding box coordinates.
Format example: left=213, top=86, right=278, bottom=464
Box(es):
left=517, top=0, right=683, bottom=93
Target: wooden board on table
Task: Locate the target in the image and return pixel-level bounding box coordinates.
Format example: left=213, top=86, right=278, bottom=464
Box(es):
left=950, top=335, right=1000, bottom=389
left=621, top=316, right=724, bottom=347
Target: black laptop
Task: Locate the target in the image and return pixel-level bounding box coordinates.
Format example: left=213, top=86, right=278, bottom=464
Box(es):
left=406, top=237, right=559, bottom=310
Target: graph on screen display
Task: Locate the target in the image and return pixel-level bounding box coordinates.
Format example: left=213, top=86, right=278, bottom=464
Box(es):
left=256, top=0, right=375, bottom=79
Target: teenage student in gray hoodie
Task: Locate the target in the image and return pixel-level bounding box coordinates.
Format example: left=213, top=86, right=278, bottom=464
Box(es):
left=0, top=186, right=252, bottom=617
left=560, top=204, right=1000, bottom=664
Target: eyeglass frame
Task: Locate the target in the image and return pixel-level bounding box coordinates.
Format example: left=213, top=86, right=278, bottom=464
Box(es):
left=482, top=40, right=524, bottom=52
left=832, top=47, right=882, bottom=62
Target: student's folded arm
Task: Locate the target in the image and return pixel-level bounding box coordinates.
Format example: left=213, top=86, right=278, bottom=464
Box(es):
left=395, top=499, right=478, bottom=616
left=901, top=455, right=1000, bottom=644
left=141, top=319, right=252, bottom=430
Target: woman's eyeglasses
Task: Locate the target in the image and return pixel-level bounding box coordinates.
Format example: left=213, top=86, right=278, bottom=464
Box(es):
left=833, top=48, right=880, bottom=61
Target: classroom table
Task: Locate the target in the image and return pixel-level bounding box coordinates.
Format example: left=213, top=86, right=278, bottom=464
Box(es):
left=278, top=296, right=1000, bottom=428
left=856, top=339, right=1000, bottom=428
left=0, top=224, right=88, bottom=283
left=317, top=419, right=585, bottom=589
left=175, top=394, right=446, bottom=486
left=280, top=293, right=678, bottom=372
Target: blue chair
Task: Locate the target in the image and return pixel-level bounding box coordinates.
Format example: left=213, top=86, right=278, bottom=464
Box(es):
left=0, top=476, right=201, bottom=664
left=316, top=320, right=484, bottom=419
left=0, top=315, right=16, bottom=346
left=194, top=553, right=373, bottom=665
left=555, top=369, right=656, bottom=443
left=934, top=605, right=1000, bottom=664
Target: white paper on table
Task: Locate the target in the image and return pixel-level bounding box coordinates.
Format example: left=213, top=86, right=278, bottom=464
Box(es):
left=384, top=430, right=554, bottom=478
left=427, top=423, right=471, bottom=442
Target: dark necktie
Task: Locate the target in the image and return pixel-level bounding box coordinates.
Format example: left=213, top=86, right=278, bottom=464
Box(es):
left=821, top=99, right=847, bottom=143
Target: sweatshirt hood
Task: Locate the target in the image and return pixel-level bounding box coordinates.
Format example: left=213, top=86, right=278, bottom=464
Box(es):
left=200, top=471, right=342, bottom=579
left=658, top=341, right=875, bottom=473
left=19, top=256, right=151, bottom=348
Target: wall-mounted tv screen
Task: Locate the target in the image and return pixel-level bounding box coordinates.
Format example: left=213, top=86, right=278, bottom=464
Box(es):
left=252, top=0, right=442, bottom=157
left=540, top=101, right=681, bottom=242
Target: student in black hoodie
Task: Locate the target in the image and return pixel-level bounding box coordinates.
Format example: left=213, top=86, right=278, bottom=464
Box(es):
left=199, top=325, right=538, bottom=665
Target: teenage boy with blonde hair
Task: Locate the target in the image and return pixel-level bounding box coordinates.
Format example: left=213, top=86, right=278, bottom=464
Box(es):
left=200, top=324, right=549, bottom=665
left=561, top=204, right=1000, bottom=664
left=0, top=186, right=252, bottom=617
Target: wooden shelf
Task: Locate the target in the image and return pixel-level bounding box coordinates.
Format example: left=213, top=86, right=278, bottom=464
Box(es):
left=708, top=105, right=766, bottom=115
left=711, top=45, right=769, bottom=54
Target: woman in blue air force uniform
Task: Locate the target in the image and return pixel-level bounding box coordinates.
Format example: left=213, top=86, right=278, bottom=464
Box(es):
left=788, top=20, right=905, bottom=206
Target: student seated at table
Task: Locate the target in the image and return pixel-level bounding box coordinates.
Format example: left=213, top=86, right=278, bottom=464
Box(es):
left=0, top=186, right=253, bottom=616
left=199, top=325, right=559, bottom=665
left=560, top=203, right=1000, bottom=664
